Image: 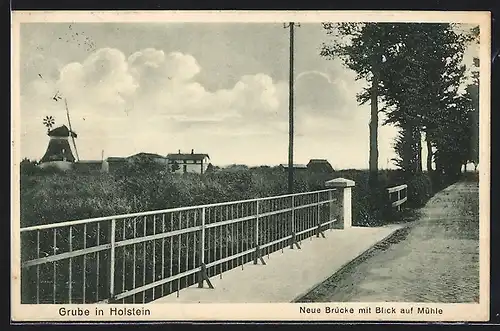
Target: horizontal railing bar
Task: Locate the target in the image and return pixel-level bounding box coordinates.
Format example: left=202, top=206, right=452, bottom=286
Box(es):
left=260, top=235, right=292, bottom=249
left=294, top=219, right=336, bottom=236
left=114, top=225, right=202, bottom=248
left=22, top=243, right=112, bottom=268
left=296, top=226, right=318, bottom=237
left=206, top=248, right=256, bottom=268
left=391, top=197, right=408, bottom=207
left=113, top=267, right=202, bottom=301
left=322, top=219, right=337, bottom=226
left=205, top=215, right=256, bottom=229
left=387, top=184, right=408, bottom=193
left=21, top=189, right=337, bottom=232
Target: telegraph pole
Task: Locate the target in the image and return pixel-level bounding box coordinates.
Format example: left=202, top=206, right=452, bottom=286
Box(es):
left=285, top=22, right=297, bottom=194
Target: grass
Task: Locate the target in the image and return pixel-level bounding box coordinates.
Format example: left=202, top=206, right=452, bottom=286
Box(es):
left=20, top=165, right=414, bottom=228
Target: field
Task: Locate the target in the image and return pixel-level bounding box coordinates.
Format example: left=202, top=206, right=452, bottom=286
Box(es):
left=20, top=162, right=435, bottom=228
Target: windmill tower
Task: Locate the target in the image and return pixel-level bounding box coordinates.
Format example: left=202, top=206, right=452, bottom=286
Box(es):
left=39, top=116, right=78, bottom=171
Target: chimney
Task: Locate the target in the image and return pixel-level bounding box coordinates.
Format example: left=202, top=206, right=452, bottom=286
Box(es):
left=191, top=149, right=194, bottom=154
left=178, top=149, right=181, bottom=154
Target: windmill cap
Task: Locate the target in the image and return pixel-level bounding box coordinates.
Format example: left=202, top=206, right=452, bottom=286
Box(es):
left=48, top=125, right=77, bottom=138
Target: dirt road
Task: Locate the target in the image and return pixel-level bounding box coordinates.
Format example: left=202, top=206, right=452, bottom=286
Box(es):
left=298, top=180, right=480, bottom=303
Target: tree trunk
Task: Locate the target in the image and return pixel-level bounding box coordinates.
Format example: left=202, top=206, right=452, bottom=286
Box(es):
left=416, top=130, right=422, bottom=173
left=369, top=64, right=379, bottom=187
left=426, top=136, right=433, bottom=172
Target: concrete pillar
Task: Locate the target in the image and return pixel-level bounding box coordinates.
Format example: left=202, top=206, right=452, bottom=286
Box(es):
left=325, top=177, right=355, bottom=229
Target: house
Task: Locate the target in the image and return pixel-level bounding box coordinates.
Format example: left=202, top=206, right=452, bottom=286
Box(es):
left=307, top=159, right=334, bottom=173
left=127, top=152, right=168, bottom=165
left=166, top=149, right=210, bottom=174
left=279, top=164, right=308, bottom=171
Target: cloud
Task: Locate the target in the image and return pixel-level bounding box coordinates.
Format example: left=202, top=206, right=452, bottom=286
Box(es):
left=57, top=48, right=138, bottom=109
left=128, top=49, right=201, bottom=91
left=295, top=70, right=362, bottom=120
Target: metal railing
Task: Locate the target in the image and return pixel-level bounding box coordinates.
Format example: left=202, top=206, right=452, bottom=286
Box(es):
left=20, top=188, right=339, bottom=304
left=387, top=184, right=408, bottom=211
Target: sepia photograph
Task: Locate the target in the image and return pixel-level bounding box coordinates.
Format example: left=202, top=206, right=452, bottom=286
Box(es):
left=11, top=10, right=490, bottom=322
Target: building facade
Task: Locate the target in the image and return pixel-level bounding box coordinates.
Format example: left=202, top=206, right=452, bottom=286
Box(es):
left=166, top=150, right=210, bottom=174
left=307, top=159, right=335, bottom=173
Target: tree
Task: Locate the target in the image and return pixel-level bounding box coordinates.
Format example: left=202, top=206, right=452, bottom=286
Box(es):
left=380, top=24, right=471, bottom=175
left=391, top=129, right=421, bottom=175
left=321, top=23, right=403, bottom=187
left=322, top=23, right=475, bottom=181
left=433, top=95, right=472, bottom=179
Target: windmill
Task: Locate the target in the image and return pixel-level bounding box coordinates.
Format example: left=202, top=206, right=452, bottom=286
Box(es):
left=36, top=74, right=80, bottom=167
left=39, top=117, right=78, bottom=165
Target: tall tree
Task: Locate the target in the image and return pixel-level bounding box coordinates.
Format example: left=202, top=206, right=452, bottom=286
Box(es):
left=321, top=23, right=401, bottom=187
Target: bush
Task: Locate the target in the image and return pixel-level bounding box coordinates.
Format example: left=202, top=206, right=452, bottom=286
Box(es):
left=20, top=172, right=133, bottom=227
left=406, top=172, right=434, bottom=208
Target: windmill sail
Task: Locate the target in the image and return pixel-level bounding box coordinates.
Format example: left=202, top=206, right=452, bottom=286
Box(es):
left=64, top=98, right=80, bottom=161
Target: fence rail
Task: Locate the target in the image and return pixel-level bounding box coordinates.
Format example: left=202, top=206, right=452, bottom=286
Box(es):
left=387, top=184, right=408, bottom=211
left=20, top=188, right=339, bottom=304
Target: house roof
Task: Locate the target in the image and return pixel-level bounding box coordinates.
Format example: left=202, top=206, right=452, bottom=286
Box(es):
left=307, top=159, right=334, bottom=172
left=166, top=153, right=210, bottom=161
left=308, top=159, right=330, bottom=164
left=48, top=125, right=77, bottom=138
left=280, top=164, right=308, bottom=169
left=128, top=152, right=165, bottom=159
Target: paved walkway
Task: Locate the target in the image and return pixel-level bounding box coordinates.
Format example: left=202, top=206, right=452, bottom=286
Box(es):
left=299, top=181, right=480, bottom=303
left=152, top=225, right=404, bottom=303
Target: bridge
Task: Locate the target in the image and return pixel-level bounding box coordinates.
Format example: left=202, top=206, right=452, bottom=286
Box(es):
left=19, top=178, right=408, bottom=304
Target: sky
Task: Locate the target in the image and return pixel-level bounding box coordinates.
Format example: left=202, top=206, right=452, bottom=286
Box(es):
left=18, top=22, right=478, bottom=169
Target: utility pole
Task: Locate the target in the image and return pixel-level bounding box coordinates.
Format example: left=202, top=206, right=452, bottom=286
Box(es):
left=284, top=22, right=298, bottom=194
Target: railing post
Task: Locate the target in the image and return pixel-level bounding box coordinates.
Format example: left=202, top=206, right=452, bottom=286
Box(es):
left=198, top=207, right=214, bottom=289
left=254, top=200, right=266, bottom=265
left=328, top=190, right=334, bottom=229
left=325, top=178, right=355, bottom=229
left=316, top=192, right=325, bottom=238
left=109, top=219, right=116, bottom=298
left=289, top=195, right=300, bottom=249
left=397, top=189, right=401, bottom=212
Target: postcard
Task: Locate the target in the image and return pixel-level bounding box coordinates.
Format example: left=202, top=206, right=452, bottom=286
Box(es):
left=11, top=10, right=491, bottom=322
